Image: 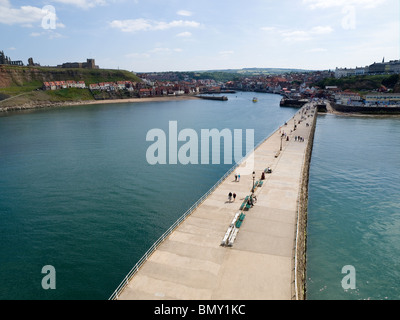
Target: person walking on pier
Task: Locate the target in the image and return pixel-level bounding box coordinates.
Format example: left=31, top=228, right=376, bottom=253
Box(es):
left=228, top=192, right=233, bottom=203
left=233, top=193, right=237, bottom=202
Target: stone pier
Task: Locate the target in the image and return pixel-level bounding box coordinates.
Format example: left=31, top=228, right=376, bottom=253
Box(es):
left=113, top=103, right=317, bottom=300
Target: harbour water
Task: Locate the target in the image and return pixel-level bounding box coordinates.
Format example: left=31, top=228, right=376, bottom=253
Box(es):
left=0, top=92, right=298, bottom=300
left=306, top=114, right=400, bottom=300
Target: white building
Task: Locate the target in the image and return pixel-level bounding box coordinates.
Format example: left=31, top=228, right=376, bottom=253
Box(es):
left=365, top=93, right=400, bottom=106
left=335, top=67, right=368, bottom=78
left=335, top=92, right=361, bottom=105
left=335, top=68, right=355, bottom=78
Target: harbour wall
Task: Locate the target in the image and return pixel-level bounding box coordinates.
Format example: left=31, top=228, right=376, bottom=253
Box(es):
left=331, top=103, right=400, bottom=114
left=294, top=108, right=317, bottom=300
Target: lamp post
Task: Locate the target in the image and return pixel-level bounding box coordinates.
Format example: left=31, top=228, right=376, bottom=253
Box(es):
left=280, top=134, right=283, bottom=151
left=252, top=171, right=256, bottom=195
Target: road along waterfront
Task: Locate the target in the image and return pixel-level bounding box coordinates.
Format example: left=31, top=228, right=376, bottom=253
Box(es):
left=112, top=103, right=317, bottom=300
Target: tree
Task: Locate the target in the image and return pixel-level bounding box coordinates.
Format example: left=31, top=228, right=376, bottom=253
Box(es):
left=382, top=74, right=399, bottom=88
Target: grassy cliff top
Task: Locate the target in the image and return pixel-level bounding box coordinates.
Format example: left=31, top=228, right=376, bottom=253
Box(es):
left=0, top=65, right=141, bottom=96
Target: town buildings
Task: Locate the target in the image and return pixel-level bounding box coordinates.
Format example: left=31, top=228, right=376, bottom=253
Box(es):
left=365, top=93, right=400, bottom=106
left=58, top=59, right=99, bottom=69
left=334, top=91, right=362, bottom=105
left=335, top=58, right=400, bottom=78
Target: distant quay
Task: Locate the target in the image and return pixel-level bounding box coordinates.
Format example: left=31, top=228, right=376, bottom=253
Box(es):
left=195, top=95, right=228, bottom=101
left=331, top=103, right=400, bottom=115
left=202, top=90, right=236, bottom=94
left=280, top=98, right=309, bottom=108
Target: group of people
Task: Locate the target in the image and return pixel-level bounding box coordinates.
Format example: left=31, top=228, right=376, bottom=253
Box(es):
left=234, top=174, right=241, bottom=182
left=228, top=192, right=257, bottom=207
left=295, top=136, right=305, bottom=142
left=247, top=195, right=256, bottom=207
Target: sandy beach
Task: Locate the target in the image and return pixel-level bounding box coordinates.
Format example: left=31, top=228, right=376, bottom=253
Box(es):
left=81, top=95, right=198, bottom=106
left=0, top=95, right=199, bottom=113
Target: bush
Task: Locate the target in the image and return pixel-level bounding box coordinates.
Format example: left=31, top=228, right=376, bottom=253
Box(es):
left=382, top=74, right=399, bottom=88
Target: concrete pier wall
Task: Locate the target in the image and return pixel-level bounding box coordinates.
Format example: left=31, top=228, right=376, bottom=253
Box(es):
left=293, top=108, right=317, bottom=300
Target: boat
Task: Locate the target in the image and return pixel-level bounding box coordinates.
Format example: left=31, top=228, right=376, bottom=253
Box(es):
left=252, top=97, right=258, bottom=103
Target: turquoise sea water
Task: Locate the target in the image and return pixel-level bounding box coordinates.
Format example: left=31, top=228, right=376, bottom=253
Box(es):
left=0, top=92, right=297, bottom=300
left=306, top=114, right=400, bottom=300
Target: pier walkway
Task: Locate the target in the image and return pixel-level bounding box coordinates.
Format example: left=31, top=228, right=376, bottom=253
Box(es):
left=112, top=103, right=317, bottom=300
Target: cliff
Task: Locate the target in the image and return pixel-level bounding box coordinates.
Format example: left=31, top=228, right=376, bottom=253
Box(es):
left=0, top=65, right=141, bottom=89
left=0, top=65, right=142, bottom=110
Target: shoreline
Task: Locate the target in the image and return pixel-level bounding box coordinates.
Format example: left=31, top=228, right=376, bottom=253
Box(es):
left=0, top=95, right=198, bottom=113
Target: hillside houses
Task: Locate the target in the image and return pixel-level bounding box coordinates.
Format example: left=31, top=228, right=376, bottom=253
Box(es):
left=42, top=77, right=202, bottom=99
left=43, top=80, right=86, bottom=90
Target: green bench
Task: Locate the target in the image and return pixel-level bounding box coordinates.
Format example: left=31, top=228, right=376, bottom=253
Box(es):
left=240, top=196, right=250, bottom=210
left=236, top=213, right=246, bottom=228
left=252, top=181, right=262, bottom=192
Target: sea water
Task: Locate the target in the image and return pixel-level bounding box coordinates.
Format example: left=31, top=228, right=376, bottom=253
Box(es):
left=306, top=114, right=400, bottom=300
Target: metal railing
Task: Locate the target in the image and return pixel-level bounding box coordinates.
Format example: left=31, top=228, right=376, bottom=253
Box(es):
left=108, top=120, right=291, bottom=300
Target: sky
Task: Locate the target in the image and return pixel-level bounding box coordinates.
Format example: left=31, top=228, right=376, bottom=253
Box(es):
left=0, top=0, right=399, bottom=72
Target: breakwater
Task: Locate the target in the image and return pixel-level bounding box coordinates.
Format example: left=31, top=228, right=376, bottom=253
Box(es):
left=195, top=95, right=228, bottom=101
left=294, top=107, right=317, bottom=300
left=331, top=103, right=400, bottom=114
left=111, top=103, right=317, bottom=300
left=280, top=98, right=309, bottom=108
